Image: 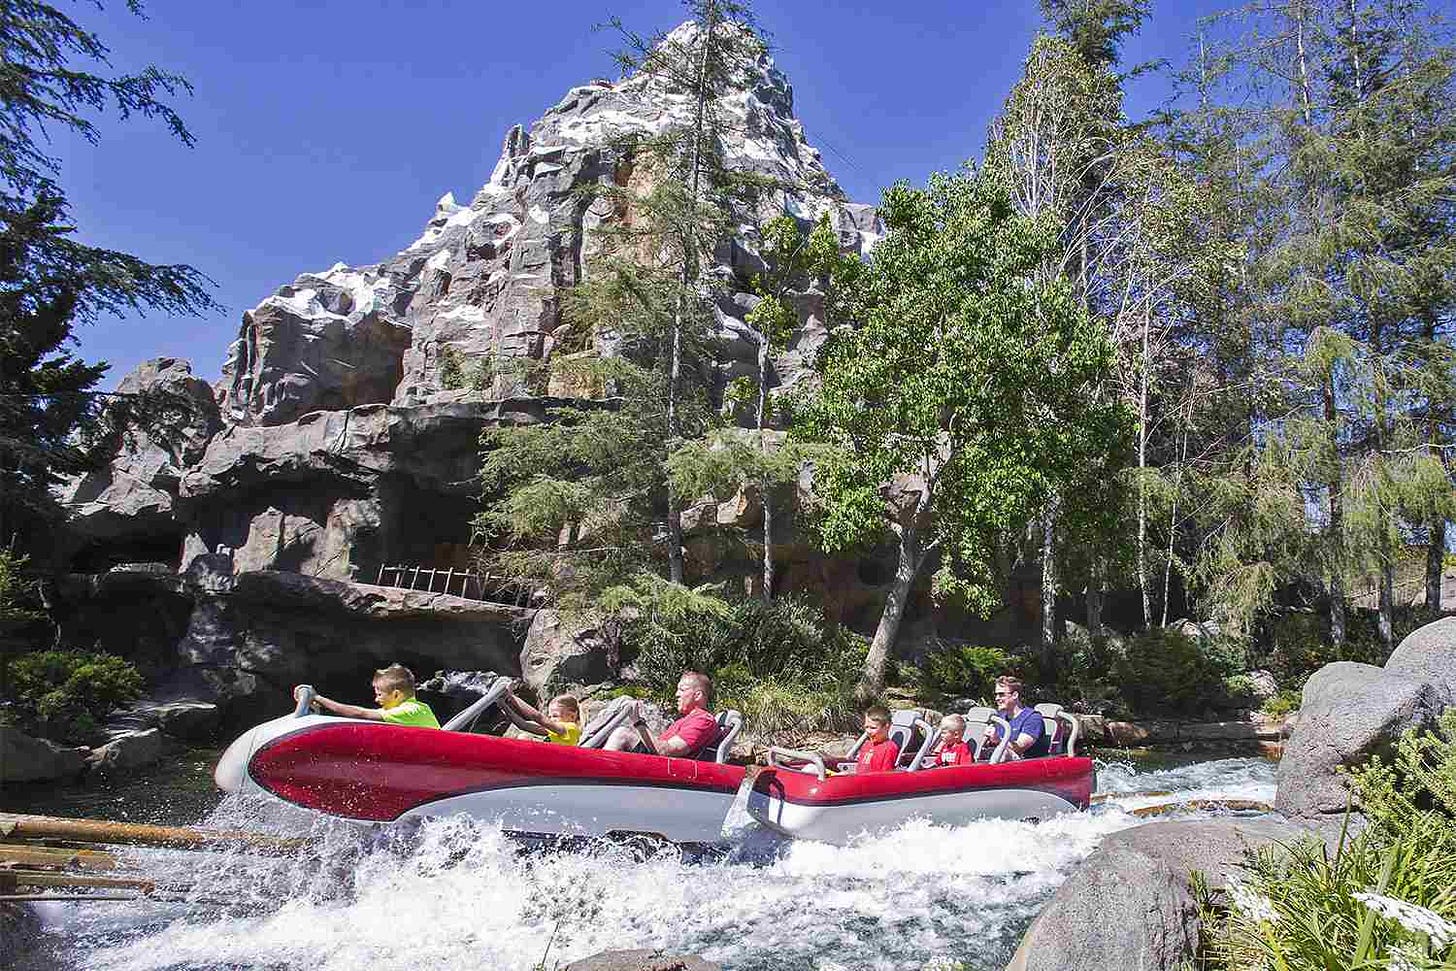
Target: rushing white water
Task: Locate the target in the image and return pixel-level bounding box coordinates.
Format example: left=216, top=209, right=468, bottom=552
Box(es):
left=28, top=757, right=1275, bottom=971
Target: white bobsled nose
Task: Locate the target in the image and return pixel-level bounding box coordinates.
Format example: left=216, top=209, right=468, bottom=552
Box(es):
left=213, top=728, right=256, bottom=793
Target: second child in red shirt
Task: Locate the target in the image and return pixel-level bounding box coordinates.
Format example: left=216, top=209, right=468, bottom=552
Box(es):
left=854, top=706, right=900, bottom=773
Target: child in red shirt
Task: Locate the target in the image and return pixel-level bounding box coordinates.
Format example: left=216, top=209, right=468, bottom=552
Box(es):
left=854, top=706, right=900, bottom=773
left=929, top=713, right=973, bottom=767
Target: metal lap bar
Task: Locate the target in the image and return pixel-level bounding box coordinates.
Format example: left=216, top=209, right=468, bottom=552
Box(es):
left=767, top=746, right=827, bottom=781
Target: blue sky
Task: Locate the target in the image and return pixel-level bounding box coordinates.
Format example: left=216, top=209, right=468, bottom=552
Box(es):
left=56, top=0, right=1265, bottom=385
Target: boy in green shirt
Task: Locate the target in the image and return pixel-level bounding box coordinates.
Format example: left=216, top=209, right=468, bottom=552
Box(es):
left=295, top=663, right=440, bottom=728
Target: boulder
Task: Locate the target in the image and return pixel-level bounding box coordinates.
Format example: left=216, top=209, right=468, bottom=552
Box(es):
left=88, top=728, right=168, bottom=780
left=61, top=358, right=222, bottom=555
left=1384, top=616, right=1456, bottom=707
left=1008, top=819, right=1306, bottom=971
left=144, top=701, right=223, bottom=741
left=562, top=950, right=720, bottom=971
left=0, top=727, right=88, bottom=783
left=520, top=609, right=618, bottom=696
left=1275, top=661, right=1444, bottom=820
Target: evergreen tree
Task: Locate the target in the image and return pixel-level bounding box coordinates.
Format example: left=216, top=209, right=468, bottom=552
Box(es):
left=478, top=3, right=780, bottom=604
left=0, top=3, right=215, bottom=555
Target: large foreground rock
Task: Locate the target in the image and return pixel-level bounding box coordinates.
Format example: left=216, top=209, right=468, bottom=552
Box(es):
left=1384, top=615, right=1456, bottom=707
left=563, top=950, right=720, bottom=971
left=1276, top=661, right=1444, bottom=820
left=0, top=727, right=88, bottom=783
left=1008, top=819, right=1306, bottom=971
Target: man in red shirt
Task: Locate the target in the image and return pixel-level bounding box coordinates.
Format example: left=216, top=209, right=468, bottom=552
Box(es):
left=853, top=706, right=900, bottom=773
left=604, top=671, right=720, bottom=758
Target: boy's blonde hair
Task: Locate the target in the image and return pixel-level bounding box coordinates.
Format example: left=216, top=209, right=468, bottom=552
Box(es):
left=863, top=705, right=891, bottom=725
left=939, top=714, right=966, bottom=734
left=549, top=694, right=580, bottom=720
left=372, top=663, right=416, bottom=696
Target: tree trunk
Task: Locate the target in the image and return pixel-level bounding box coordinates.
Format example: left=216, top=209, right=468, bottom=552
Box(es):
left=1137, top=303, right=1152, bottom=628
left=758, top=336, right=773, bottom=602
left=1040, top=495, right=1060, bottom=672
left=1378, top=563, right=1394, bottom=649
left=1086, top=557, right=1104, bottom=638
left=663, top=0, right=719, bottom=588
left=1428, top=521, right=1446, bottom=612
left=859, top=525, right=920, bottom=701
left=1323, top=378, right=1347, bottom=649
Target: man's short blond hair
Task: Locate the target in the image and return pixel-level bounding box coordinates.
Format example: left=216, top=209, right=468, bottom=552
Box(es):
left=373, top=663, right=416, bottom=696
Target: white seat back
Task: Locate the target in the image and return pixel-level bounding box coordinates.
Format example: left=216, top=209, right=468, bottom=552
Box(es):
left=703, top=709, right=743, bottom=763
left=1034, top=702, right=1080, bottom=757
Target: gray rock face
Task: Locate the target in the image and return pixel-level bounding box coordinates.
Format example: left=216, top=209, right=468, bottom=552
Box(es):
left=177, top=399, right=552, bottom=579
left=1275, top=661, right=1444, bottom=820
left=1384, top=616, right=1456, bottom=707
left=217, top=268, right=412, bottom=426
left=0, top=726, right=88, bottom=783
left=61, top=358, right=222, bottom=557
left=562, top=950, right=720, bottom=971
left=88, top=728, right=168, bottom=779
left=1010, top=819, right=1305, bottom=971
left=520, top=609, right=619, bottom=696
left=176, top=569, right=530, bottom=723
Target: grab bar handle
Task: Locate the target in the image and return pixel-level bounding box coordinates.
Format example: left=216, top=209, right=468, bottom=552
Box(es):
left=767, top=746, right=827, bottom=781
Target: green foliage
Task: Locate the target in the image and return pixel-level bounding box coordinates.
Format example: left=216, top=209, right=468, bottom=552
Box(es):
left=1113, top=628, right=1244, bottom=717
left=1200, top=711, right=1456, bottom=970
left=2, top=650, right=143, bottom=743
left=614, top=582, right=866, bottom=733
left=1260, top=689, right=1301, bottom=719
left=917, top=643, right=1011, bottom=701
left=0, top=549, right=42, bottom=632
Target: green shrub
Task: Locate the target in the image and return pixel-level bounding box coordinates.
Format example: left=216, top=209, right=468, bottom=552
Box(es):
left=917, top=643, right=1011, bottom=701
left=610, top=579, right=864, bottom=731
left=1263, top=606, right=1441, bottom=691
left=1200, top=710, right=1456, bottom=969
left=1260, top=688, right=1301, bottom=719
left=2, top=650, right=144, bottom=743
left=1113, top=628, right=1243, bottom=718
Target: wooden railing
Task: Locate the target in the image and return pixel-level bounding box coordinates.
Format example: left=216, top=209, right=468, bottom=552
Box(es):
left=372, top=564, right=533, bottom=607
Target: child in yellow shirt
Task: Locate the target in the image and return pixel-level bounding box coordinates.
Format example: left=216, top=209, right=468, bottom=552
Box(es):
left=502, top=687, right=581, bottom=745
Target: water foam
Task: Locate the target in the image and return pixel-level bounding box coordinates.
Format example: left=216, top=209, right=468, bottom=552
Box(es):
left=38, top=757, right=1274, bottom=971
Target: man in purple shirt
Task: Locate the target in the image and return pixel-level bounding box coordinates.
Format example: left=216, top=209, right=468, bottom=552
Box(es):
left=980, top=675, right=1049, bottom=761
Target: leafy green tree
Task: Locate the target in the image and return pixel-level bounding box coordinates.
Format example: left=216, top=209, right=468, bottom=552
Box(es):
left=797, top=167, right=1126, bottom=699
left=1038, top=0, right=1151, bottom=69
left=0, top=2, right=216, bottom=555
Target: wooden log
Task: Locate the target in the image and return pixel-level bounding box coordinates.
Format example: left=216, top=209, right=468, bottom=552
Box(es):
left=1128, top=798, right=1274, bottom=818
left=1089, top=789, right=1174, bottom=805
left=2, top=871, right=157, bottom=893
left=0, top=843, right=117, bottom=870
left=0, top=814, right=310, bottom=853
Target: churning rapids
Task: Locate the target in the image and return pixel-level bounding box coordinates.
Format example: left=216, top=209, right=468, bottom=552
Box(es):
left=21, top=757, right=1275, bottom=971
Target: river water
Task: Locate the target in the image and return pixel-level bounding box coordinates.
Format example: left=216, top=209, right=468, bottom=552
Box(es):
left=10, top=754, right=1275, bottom=971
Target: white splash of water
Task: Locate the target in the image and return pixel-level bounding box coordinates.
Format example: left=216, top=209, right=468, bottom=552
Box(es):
left=39, top=757, right=1274, bottom=971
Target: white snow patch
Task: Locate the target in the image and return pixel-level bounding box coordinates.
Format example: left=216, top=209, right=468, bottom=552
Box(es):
left=426, top=249, right=452, bottom=272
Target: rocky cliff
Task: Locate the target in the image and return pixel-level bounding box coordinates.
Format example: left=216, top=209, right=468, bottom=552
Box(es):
left=54, top=24, right=896, bottom=719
